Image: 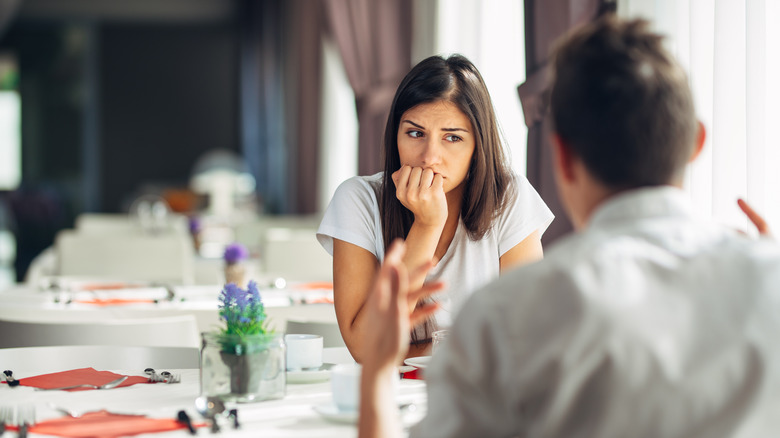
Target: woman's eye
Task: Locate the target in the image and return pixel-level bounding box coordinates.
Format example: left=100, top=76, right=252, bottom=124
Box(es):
left=445, top=134, right=463, bottom=143
left=407, top=130, right=423, bottom=138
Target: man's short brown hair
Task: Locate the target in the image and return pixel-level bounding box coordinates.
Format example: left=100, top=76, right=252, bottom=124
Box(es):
left=550, top=16, right=697, bottom=189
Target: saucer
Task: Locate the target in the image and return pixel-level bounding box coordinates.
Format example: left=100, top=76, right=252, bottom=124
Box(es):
left=403, top=356, right=431, bottom=369
left=313, top=402, right=420, bottom=425
left=286, top=363, right=335, bottom=384
left=313, top=403, right=358, bottom=424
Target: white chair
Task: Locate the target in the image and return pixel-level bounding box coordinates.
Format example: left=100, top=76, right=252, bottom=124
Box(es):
left=54, top=229, right=195, bottom=284
left=263, top=228, right=332, bottom=282
left=0, top=345, right=200, bottom=375
left=286, top=319, right=345, bottom=348
left=233, top=215, right=321, bottom=252
left=0, top=314, right=200, bottom=349
left=75, top=213, right=188, bottom=236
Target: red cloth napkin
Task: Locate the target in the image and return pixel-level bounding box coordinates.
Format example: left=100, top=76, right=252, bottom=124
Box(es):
left=75, top=282, right=146, bottom=291
left=6, top=410, right=204, bottom=438
left=74, top=298, right=156, bottom=306
left=402, top=369, right=424, bottom=380
left=12, top=367, right=150, bottom=391
left=297, top=282, right=333, bottom=290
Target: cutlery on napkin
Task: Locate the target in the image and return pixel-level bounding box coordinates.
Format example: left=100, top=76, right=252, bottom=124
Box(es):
left=2, top=370, right=20, bottom=387
left=12, top=410, right=206, bottom=438
left=16, top=368, right=147, bottom=391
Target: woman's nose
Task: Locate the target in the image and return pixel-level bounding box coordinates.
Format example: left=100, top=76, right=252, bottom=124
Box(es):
left=420, top=138, right=442, bottom=166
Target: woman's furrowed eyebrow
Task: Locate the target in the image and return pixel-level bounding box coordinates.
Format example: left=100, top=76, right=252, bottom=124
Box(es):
left=401, top=119, right=425, bottom=130
left=402, top=119, right=469, bottom=133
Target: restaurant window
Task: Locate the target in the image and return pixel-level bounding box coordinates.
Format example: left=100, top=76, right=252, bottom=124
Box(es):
left=0, top=53, right=20, bottom=191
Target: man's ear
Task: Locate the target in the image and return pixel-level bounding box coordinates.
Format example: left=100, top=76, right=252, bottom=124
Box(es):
left=689, top=121, right=706, bottom=163
left=552, top=133, right=576, bottom=183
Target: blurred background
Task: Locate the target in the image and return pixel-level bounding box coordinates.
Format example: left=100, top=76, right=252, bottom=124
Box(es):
left=1, top=0, right=778, bottom=289
left=0, top=0, right=530, bottom=285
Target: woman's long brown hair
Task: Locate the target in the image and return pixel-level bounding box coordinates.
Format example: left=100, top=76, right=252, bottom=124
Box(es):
left=378, top=55, right=514, bottom=342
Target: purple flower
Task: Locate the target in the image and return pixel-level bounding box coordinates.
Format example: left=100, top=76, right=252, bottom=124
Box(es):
left=188, top=216, right=202, bottom=233
left=223, top=243, right=249, bottom=264
left=217, top=281, right=270, bottom=337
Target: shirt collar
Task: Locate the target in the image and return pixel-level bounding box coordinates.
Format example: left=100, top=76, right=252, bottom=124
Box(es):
left=587, top=185, right=692, bottom=230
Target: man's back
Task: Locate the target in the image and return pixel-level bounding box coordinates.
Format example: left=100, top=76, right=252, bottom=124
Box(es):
left=414, top=187, right=780, bottom=438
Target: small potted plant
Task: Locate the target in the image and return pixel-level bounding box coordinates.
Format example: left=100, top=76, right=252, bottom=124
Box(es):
left=188, top=216, right=202, bottom=253
left=200, top=281, right=285, bottom=402
left=223, top=243, right=249, bottom=288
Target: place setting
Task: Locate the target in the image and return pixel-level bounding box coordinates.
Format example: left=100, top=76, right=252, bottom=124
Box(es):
left=1, top=366, right=181, bottom=391
left=285, top=334, right=336, bottom=384
left=312, top=363, right=422, bottom=426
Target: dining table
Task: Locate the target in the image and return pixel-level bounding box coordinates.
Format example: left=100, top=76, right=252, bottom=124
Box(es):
left=0, top=278, right=337, bottom=335
left=0, top=347, right=429, bottom=437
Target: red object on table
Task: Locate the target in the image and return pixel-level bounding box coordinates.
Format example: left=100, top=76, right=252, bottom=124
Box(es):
left=6, top=410, right=206, bottom=438
left=2, top=367, right=150, bottom=391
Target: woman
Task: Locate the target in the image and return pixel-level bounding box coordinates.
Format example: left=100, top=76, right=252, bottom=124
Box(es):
left=317, top=55, right=554, bottom=362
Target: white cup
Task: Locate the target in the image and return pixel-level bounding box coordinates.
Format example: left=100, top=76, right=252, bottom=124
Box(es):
left=285, top=334, right=323, bottom=371
left=330, top=363, right=362, bottom=412
left=330, top=363, right=400, bottom=413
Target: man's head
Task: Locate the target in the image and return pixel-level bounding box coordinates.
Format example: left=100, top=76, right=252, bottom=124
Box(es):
left=549, top=17, right=704, bottom=227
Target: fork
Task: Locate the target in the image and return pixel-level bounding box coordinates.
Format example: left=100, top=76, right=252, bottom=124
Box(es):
left=36, top=375, right=128, bottom=391
left=0, top=405, right=12, bottom=435
left=159, top=371, right=181, bottom=384
left=145, top=369, right=180, bottom=384
left=16, top=404, right=35, bottom=438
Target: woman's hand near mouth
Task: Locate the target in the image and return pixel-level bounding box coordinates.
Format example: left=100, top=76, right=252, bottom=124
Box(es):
left=392, top=165, right=447, bottom=229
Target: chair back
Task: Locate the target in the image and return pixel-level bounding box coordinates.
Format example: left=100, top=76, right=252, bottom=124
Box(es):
left=0, top=314, right=200, bottom=349
left=285, top=319, right=345, bottom=348
left=0, top=345, right=200, bottom=374
left=263, top=228, right=332, bottom=281
left=55, top=229, right=195, bottom=284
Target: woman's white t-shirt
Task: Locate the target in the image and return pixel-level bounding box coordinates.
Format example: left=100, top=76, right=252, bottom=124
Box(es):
left=316, top=172, right=554, bottom=332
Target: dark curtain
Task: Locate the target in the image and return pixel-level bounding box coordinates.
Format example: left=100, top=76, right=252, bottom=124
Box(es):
left=324, top=0, right=413, bottom=176
left=239, top=0, right=288, bottom=213
left=0, top=0, right=21, bottom=39
left=239, top=0, right=324, bottom=214
left=519, top=0, right=612, bottom=245
left=286, top=0, right=324, bottom=214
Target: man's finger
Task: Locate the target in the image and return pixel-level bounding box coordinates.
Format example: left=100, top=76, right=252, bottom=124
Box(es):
left=408, top=281, right=445, bottom=304
left=738, top=199, right=770, bottom=235
left=410, top=303, right=439, bottom=327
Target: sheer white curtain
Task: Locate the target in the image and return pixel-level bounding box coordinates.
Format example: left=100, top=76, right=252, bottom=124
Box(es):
left=619, top=0, right=780, bottom=233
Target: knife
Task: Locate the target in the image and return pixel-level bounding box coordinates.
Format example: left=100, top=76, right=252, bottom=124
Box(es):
left=177, top=410, right=196, bottom=435
left=2, top=370, right=19, bottom=387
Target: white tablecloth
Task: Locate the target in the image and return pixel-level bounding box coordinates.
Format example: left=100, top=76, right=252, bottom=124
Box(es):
left=0, top=283, right=336, bottom=334
left=0, top=347, right=428, bottom=437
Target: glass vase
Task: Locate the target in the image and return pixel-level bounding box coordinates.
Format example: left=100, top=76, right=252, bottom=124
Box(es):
left=224, top=263, right=247, bottom=288
left=200, top=332, right=286, bottom=403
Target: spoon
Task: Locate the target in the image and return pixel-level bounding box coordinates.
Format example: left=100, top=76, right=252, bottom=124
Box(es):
left=36, top=375, right=128, bottom=391
left=194, top=396, right=225, bottom=433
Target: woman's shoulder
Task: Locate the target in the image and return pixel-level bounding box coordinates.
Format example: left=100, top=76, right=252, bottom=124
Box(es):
left=336, top=172, right=383, bottom=193
left=330, top=172, right=383, bottom=208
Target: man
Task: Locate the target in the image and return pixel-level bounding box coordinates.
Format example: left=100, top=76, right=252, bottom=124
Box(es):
left=358, top=16, right=780, bottom=438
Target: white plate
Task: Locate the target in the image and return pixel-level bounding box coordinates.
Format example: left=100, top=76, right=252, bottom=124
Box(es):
left=403, top=356, right=431, bottom=369
left=313, top=403, right=358, bottom=424
left=313, top=403, right=420, bottom=425
left=286, top=363, right=335, bottom=384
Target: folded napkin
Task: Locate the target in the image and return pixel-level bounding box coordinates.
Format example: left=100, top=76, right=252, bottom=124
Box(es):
left=401, top=369, right=424, bottom=380
left=74, top=298, right=156, bottom=306
left=296, top=282, right=333, bottom=290
left=14, top=367, right=149, bottom=391
left=7, top=410, right=204, bottom=438
left=74, top=282, right=148, bottom=292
